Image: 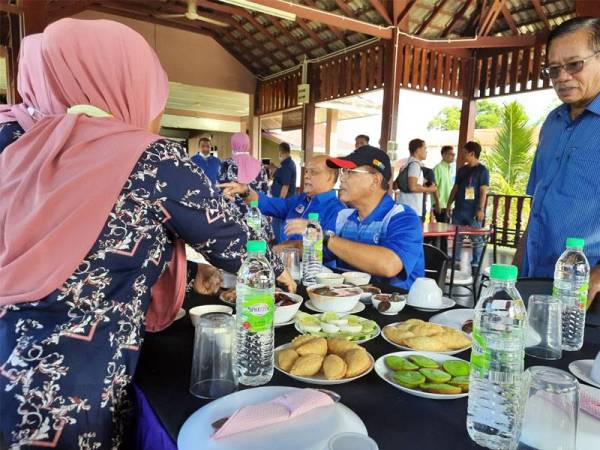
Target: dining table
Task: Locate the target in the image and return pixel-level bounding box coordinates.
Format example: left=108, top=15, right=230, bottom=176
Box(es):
left=133, top=282, right=600, bottom=450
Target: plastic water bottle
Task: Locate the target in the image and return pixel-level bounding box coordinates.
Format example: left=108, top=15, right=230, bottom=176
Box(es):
left=553, top=237, right=590, bottom=351
left=302, top=212, right=323, bottom=285
left=246, top=200, right=262, bottom=233
left=467, top=264, right=527, bottom=450
left=234, top=240, right=275, bottom=386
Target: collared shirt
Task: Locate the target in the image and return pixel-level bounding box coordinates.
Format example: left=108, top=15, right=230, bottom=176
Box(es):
left=332, top=194, right=424, bottom=290
left=433, top=160, right=453, bottom=206
left=396, top=157, right=424, bottom=216
left=271, top=156, right=297, bottom=198
left=452, top=163, right=489, bottom=223
left=524, top=95, right=600, bottom=278
left=190, top=153, right=221, bottom=185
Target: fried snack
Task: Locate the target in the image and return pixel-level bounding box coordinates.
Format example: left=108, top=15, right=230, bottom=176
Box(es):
left=403, top=336, right=447, bottom=352
left=411, top=322, right=445, bottom=337
left=385, top=356, right=418, bottom=371
left=448, top=376, right=470, bottom=392
left=323, top=354, right=347, bottom=380
left=277, top=348, right=299, bottom=372
left=290, top=354, right=324, bottom=377
left=419, top=368, right=452, bottom=383
left=392, top=370, right=426, bottom=388
left=344, top=348, right=371, bottom=378
left=442, top=360, right=470, bottom=377
left=408, top=355, right=439, bottom=368
left=291, top=335, right=317, bottom=349
left=296, top=337, right=327, bottom=356
left=383, top=326, right=415, bottom=345
left=431, top=331, right=471, bottom=350
left=327, top=338, right=360, bottom=357
left=420, top=383, right=462, bottom=395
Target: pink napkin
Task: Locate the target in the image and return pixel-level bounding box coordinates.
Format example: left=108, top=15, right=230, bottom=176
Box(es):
left=212, top=389, right=334, bottom=440
left=580, top=389, right=600, bottom=420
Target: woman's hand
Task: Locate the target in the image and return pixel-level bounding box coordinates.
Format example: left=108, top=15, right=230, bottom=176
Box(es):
left=193, top=263, right=222, bottom=295
left=276, top=269, right=297, bottom=294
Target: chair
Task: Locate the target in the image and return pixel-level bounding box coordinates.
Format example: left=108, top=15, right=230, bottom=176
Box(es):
left=423, top=243, right=450, bottom=290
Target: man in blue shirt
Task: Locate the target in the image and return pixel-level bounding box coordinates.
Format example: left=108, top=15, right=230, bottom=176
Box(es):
left=325, top=146, right=424, bottom=290
left=271, top=142, right=297, bottom=199
left=190, top=137, right=221, bottom=185
left=219, top=155, right=345, bottom=263
left=516, top=17, right=600, bottom=309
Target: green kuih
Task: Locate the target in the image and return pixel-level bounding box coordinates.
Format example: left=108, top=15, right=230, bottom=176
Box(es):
left=408, top=355, right=438, bottom=369
left=392, top=370, right=426, bottom=389
left=419, top=368, right=452, bottom=383
left=448, top=376, right=470, bottom=393
left=442, top=360, right=470, bottom=377
left=420, top=383, right=462, bottom=395
left=385, top=356, right=418, bottom=371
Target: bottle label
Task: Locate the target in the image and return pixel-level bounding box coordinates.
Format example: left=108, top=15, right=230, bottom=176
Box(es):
left=241, top=291, right=273, bottom=333
left=470, top=329, right=490, bottom=378
left=578, top=282, right=589, bottom=310
left=247, top=218, right=261, bottom=232
left=315, top=239, right=323, bottom=261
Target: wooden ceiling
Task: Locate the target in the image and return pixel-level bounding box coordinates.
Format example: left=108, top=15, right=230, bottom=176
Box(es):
left=37, top=0, right=575, bottom=77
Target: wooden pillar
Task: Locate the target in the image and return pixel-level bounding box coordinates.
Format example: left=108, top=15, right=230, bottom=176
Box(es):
left=457, top=57, right=477, bottom=172
left=5, top=12, right=20, bottom=103
left=325, top=108, right=338, bottom=155
left=301, top=102, right=315, bottom=191
left=248, top=93, right=261, bottom=158
left=380, top=28, right=402, bottom=151
left=576, top=0, right=600, bottom=16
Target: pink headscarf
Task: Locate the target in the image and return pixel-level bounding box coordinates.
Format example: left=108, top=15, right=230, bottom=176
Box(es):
left=0, top=34, right=64, bottom=130
left=231, top=132, right=261, bottom=184
left=0, top=19, right=184, bottom=332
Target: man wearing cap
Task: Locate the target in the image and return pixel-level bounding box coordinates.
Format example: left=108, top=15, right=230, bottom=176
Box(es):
left=218, top=155, right=345, bottom=258
left=323, top=145, right=424, bottom=290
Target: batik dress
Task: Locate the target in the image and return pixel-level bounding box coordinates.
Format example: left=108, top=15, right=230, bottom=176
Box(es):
left=0, top=121, right=24, bottom=153
left=0, top=138, right=282, bottom=450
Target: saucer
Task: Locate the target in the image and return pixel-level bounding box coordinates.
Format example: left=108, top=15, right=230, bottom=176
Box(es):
left=569, top=359, right=600, bottom=389
left=304, top=300, right=365, bottom=315
left=408, top=296, right=456, bottom=312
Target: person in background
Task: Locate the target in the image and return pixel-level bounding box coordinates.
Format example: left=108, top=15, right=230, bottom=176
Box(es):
left=324, top=146, right=424, bottom=290
left=446, top=141, right=490, bottom=273
left=0, top=19, right=293, bottom=449
left=190, top=136, right=221, bottom=185
left=421, top=166, right=439, bottom=223
left=514, top=16, right=600, bottom=309
left=271, top=142, right=297, bottom=199
left=433, top=145, right=455, bottom=222
left=395, top=138, right=437, bottom=220
left=354, top=134, right=369, bottom=149
left=220, top=155, right=345, bottom=262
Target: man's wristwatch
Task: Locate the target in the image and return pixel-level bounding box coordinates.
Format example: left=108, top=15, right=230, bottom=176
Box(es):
left=323, top=230, right=335, bottom=248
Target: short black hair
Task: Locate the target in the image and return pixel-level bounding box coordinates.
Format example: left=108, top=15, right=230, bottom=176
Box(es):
left=199, top=137, right=211, bottom=144
left=279, top=142, right=291, bottom=153
left=464, top=141, right=482, bottom=159
left=355, top=134, right=369, bottom=143
left=441, top=145, right=453, bottom=155
left=409, top=138, right=425, bottom=155
left=547, top=17, right=600, bottom=54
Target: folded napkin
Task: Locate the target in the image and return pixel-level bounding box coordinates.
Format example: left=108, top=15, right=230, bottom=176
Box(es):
left=580, top=389, right=600, bottom=420
left=212, top=389, right=333, bottom=440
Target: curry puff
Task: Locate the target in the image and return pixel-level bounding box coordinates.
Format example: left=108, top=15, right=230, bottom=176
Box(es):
left=344, top=348, right=371, bottom=378
left=291, top=334, right=317, bottom=349
left=296, top=337, right=328, bottom=356
left=290, top=354, right=324, bottom=377
left=323, top=354, right=347, bottom=380
left=326, top=338, right=360, bottom=356
left=383, top=319, right=471, bottom=352
left=277, top=348, right=300, bottom=372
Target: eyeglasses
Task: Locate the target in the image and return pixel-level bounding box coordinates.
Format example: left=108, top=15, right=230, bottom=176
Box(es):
left=542, top=52, right=600, bottom=78
left=339, top=167, right=374, bottom=177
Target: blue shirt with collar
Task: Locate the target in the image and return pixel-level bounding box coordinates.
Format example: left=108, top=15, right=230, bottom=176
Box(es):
left=271, top=156, right=297, bottom=198
left=332, top=194, right=424, bottom=290
left=191, top=153, right=221, bottom=185
left=524, top=95, right=600, bottom=277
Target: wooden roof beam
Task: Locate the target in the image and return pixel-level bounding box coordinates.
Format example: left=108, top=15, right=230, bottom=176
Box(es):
left=334, top=0, right=356, bottom=18
left=234, top=0, right=393, bottom=39
left=302, top=0, right=348, bottom=44
left=394, top=0, right=417, bottom=30
left=500, top=5, right=518, bottom=34
left=369, top=0, right=392, bottom=25
left=441, top=0, right=472, bottom=37
left=414, top=0, right=450, bottom=36
left=398, top=30, right=547, bottom=50
left=531, top=0, right=551, bottom=31
left=479, top=0, right=508, bottom=36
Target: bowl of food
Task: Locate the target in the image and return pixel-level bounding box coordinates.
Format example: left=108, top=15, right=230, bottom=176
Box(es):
left=315, top=272, right=345, bottom=286
left=372, top=293, right=406, bottom=315
left=358, top=284, right=382, bottom=303
left=342, top=271, right=371, bottom=286
left=306, top=284, right=363, bottom=313
left=274, top=291, right=303, bottom=324
left=189, top=304, right=233, bottom=327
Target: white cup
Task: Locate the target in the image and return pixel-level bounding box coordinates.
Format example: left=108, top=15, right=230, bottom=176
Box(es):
left=591, top=351, right=600, bottom=384
left=189, top=305, right=233, bottom=327
left=327, top=433, right=378, bottom=450
left=407, top=277, right=443, bottom=308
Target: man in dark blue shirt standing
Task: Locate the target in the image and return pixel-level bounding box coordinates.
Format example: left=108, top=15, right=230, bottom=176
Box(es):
left=190, top=137, right=221, bottom=185
left=271, top=142, right=297, bottom=199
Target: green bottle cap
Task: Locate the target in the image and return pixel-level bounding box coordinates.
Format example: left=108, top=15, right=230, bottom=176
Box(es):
left=250, top=200, right=259, bottom=207
left=489, top=264, right=518, bottom=282
left=308, top=212, right=319, bottom=220
left=566, top=237, right=584, bottom=249
left=247, top=240, right=266, bottom=253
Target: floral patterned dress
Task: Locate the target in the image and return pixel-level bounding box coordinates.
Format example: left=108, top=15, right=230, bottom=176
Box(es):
left=0, top=136, right=282, bottom=450
left=0, top=121, right=24, bottom=153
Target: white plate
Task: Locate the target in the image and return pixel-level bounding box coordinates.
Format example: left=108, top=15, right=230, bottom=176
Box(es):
left=381, top=322, right=472, bottom=355
left=429, top=309, right=474, bottom=331
left=275, top=316, right=298, bottom=328
left=374, top=351, right=468, bottom=400
left=569, top=360, right=600, bottom=389
left=304, top=300, right=365, bottom=315
left=177, top=386, right=368, bottom=450
left=293, top=314, right=380, bottom=344
left=274, top=344, right=374, bottom=385
left=408, top=297, right=456, bottom=312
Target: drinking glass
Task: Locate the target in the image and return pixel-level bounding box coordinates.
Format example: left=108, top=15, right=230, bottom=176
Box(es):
left=516, top=366, right=579, bottom=450
left=525, top=295, right=563, bottom=360
left=280, top=247, right=301, bottom=281
left=190, top=312, right=237, bottom=399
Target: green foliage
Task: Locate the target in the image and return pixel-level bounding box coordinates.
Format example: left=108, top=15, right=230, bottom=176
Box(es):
left=427, top=100, right=503, bottom=130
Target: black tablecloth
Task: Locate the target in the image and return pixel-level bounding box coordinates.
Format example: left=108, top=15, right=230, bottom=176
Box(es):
left=134, top=289, right=600, bottom=450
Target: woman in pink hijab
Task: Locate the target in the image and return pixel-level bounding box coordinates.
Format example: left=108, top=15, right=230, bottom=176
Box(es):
left=0, top=19, right=291, bottom=449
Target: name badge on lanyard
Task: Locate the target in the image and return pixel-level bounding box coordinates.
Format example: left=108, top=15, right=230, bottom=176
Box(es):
left=465, top=186, right=475, bottom=201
